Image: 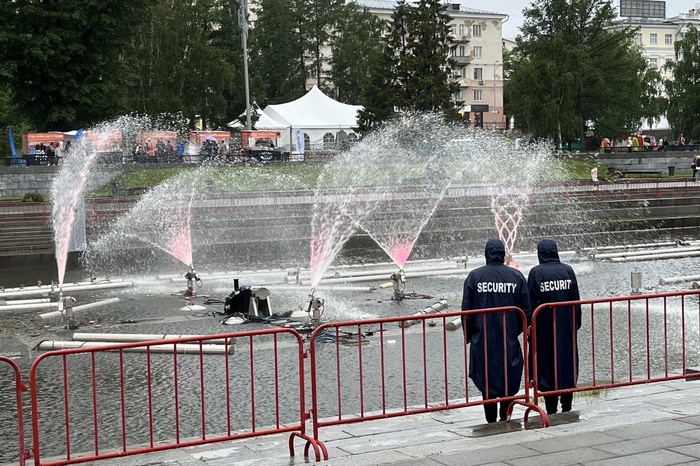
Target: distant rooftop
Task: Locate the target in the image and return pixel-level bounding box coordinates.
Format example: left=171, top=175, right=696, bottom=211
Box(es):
left=353, top=0, right=503, bottom=16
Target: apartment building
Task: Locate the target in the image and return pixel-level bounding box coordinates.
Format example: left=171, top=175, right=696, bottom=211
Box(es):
left=355, top=0, right=508, bottom=128
left=611, top=2, right=700, bottom=130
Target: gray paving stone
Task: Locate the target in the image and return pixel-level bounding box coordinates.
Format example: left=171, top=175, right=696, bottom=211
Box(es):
left=593, top=433, right=696, bottom=456
left=518, top=431, right=618, bottom=454
left=505, top=447, right=615, bottom=466
left=601, top=419, right=695, bottom=439
left=678, top=415, right=700, bottom=426
left=424, top=445, right=541, bottom=466
left=334, top=425, right=462, bottom=454
left=583, top=449, right=695, bottom=466
left=669, top=442, right=700, bottom=459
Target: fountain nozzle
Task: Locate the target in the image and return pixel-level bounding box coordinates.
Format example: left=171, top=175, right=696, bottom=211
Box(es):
left=306, top=290, right=325, bottom=326
left=390, top=269, right=406, bottom=301
left=184, top=266, right=202, bottom=298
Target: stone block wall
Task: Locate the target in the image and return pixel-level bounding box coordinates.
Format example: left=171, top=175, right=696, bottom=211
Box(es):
left=0, top=166, right=58, bottom=197
left=594, top=150, right=699, bottom=173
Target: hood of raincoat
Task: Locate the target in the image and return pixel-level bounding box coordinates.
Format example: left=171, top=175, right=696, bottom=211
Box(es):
left=537, top=238, right=560, bottom=264
left=484, top=237, right=505, bottom=264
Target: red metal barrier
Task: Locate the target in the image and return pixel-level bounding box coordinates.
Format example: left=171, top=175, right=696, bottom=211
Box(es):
left=27, top=329, right=322, bottom=466
left=530, top=290, right=700, bottom=411
left=307, top=307, right=547, bottom=458
left=0, top=201, right=50, bottom=227
left=0, top=356, right=29, bottom=466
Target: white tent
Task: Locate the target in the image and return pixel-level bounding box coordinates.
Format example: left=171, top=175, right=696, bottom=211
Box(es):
left=255, top=86, right=363, bottom=149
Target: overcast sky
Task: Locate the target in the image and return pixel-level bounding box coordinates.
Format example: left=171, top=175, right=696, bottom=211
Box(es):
left=474, top=0, right=700, bottom=39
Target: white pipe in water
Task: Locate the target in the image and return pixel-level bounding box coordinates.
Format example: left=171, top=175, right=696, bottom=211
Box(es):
left=594, top=246, right=700, bottom=260
left=0, top=298, right=52, bottom=305
left=582, top=241, right=689, bottom=253
left=36, top=340, right=234, bottom=354
left=0, top=302, right=59, bottom=311
left=39, top=297, right=120, bottom=320
left=301, top=268, right=467, bottom=285
left=252, top=284, right=375, bottom=292
left=446, top=316, right=463, bottom=331
left=284, top=264, right=462, bottom=282
left=0, top=281, right=132, bottom=299
left=610, top=251, right=700, bottom=263
left=659, top=275, right=700, bottom=285
left=73, top=332, right=231, bottom=345
left=400, top=299, right=449, bottom=328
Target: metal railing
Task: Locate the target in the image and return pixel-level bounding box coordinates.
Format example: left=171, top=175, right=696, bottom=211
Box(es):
left=530, top=290, right=700, bottom=410
left=27, top=329, right=320, bottom=465
left=0, top=356, right=29, bottom=466
left=306, top=307, right=546, bottom=458
left=4, top=290, right=700, bottom=464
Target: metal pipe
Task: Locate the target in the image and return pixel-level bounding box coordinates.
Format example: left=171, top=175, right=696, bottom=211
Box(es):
left=610, top=251, right=700, bottom=262
left=400, top=300, right=449, bottom=328
left=0, top=302, right=59, bottom=312
left=0, top=281, right=132, bottom=299
left=253, top=284, right=375, bottom=292
left=446, top=316, right=462, bottom=331
left=39, top=297, right=120, bottom=320
left=659, top=274, right=700, bottom=285
left=300, top=269, right=466, bottom=285
left=594, top=246, right=700, bottom=260
left=73, top=333, right=231, bottom=345
left=285, top=264, right=461, bottom=282
left=0, top=298, right=51, bottom=305
left=36, top=340, right=233, bottom=354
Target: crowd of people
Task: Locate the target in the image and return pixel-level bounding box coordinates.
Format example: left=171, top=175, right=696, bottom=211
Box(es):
left=461, top=237, right=581, bottom=422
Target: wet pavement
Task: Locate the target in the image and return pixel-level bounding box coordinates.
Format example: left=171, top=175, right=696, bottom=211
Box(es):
left=17, top=378, right=700, bottom=466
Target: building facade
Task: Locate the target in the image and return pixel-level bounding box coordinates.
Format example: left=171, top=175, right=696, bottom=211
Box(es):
left=357, top=0, right=507, bottom=129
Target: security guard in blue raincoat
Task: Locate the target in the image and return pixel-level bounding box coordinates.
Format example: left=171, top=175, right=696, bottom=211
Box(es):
left=527, top=238, right=581, bottom=414
left=461, top=238, right=531, bottom=423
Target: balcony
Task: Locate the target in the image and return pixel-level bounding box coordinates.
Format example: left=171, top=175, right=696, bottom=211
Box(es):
left=451, top=34, right=470, bottom=43
left=451, top=55, right=471, bottom=65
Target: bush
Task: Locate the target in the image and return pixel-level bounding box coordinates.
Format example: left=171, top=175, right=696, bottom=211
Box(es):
left=22, top=192, right=46, bottom=202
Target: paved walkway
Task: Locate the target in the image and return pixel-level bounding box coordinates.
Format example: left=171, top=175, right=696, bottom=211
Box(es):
left=56, top=379, right=700, bottom=466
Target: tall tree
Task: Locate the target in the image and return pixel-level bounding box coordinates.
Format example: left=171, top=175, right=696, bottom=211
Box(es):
left=506, top=0, right=661, bottom=148
left=123, top=0, right=240, bottom=129
left=0, top=0, right=149, bottom=130
left=664, top=25, right=700, bottom=141
left=328, top=3, right=385, bottom=104
left=401, top=0, right=459, bottom=116
left=358, top=0, right=459, bottom=131
left=249, top=0, right=307, bottom=105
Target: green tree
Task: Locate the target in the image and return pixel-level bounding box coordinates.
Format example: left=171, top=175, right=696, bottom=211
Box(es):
left=0, top=0, right=149, bottom=130
left=358, top=0, right=458, bottom=131
left=249, top=0, right=307, bottom=105
left=123, top=0, right=240, bottom=129
left=401, top=0, right=459, bottom=116
left=328, top=3, right=385, bottom=104
left=506, top=0, right=661, bottom=148
left=664, top=25, right=700, bottom=141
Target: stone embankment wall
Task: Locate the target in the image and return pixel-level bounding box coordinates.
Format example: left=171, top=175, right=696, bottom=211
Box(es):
left=0, top=166, right=58, bottom=197
left=594, top=150, right=699, bottom=173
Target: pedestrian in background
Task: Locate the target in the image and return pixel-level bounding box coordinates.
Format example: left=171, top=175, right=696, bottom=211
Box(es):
left=590, top=166, right=599, bottom=188
left=461, top=237, right=531, bottom=423
left=693, top=154, right=700, bottom=181
left=527, top=238, right=582, bottom=415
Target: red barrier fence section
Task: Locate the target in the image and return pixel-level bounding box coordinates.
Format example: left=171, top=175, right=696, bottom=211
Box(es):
left=307, top=308, right=546, bottom=454
left=530, top=290, right=700, bottom=409
left=0, top=201, right=49, bottom=226
left=0, top=356, right=29, bottom=466
left=28, top=329, right=321, bottom=466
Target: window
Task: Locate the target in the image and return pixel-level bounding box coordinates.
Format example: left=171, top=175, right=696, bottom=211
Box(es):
left=472, top=24, right=482, bottom=37
left=634, top=32, right=642, bottom=44
left=665, top=34, right=673, bottom=44
left=458, top=24, right=465, bottom=36
left=649, top=58, right=657, bottom=68
left=460, top=66, right=466, bottom=78
left=473, top=68, right=483, bottom=80
left=458, top=45, right=465, bottom=56
left=666, top=58, right=674, bottom=65
left=473, top=46, right=482, bottom=58
left=650, top=33, right=657, bottom=44
left=473, top=90, right=483, bottom=101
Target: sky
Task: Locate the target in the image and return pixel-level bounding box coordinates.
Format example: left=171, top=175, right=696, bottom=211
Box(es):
left=474, top=0, right=700, bottom=39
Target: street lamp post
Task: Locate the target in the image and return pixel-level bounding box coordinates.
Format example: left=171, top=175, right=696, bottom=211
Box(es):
left=493, top=60, right=501, bottom=129
left=238, top=0, right=252, bottom=130
left=678, top=107, right=683, bottom=142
